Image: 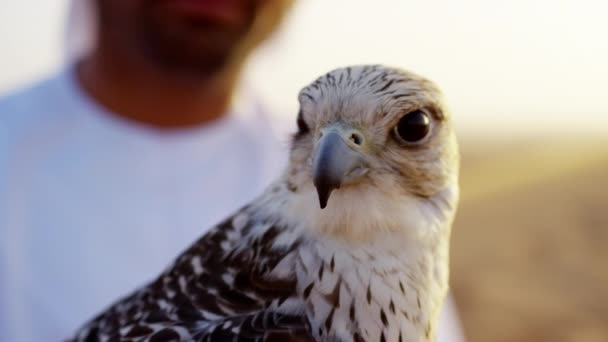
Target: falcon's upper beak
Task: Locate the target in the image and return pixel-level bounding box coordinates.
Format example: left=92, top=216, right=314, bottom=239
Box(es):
left=312, top=123, right=368, bottom=209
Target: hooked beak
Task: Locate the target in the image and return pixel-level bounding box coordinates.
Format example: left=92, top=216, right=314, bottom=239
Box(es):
left=312, top=124, right=368, bottom=209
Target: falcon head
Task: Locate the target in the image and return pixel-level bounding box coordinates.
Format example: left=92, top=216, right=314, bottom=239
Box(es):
left=284, top=65, right=459, bottom=240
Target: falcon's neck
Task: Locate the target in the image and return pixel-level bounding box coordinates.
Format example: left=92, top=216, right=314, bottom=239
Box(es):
left=252, top=177, right=458, bottom=246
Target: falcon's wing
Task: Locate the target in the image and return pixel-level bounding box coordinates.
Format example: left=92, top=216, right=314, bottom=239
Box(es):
left=194, top=310, right=311, bottom=341
left=76, top=309, right=311, bottom=341
left=71, top=207, right=313, bottom=341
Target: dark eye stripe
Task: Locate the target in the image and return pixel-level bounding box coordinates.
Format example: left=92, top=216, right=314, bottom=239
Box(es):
left=296, top=109, right=310, bottom=135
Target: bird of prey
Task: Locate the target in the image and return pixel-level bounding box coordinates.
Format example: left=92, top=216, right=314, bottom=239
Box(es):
left=70, top=65, right=460, bottom=342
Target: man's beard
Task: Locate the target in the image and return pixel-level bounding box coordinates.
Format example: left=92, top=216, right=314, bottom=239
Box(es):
left=137, top=11, right=254, bottom=78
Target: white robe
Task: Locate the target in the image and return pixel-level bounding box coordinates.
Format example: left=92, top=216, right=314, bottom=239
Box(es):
left=0, top=67, right=288, bottom=341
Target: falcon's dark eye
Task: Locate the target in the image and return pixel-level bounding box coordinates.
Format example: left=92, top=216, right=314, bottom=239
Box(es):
left=296, top=109, right=310, bottom=135
left=394, top=110, right=431, bottom=144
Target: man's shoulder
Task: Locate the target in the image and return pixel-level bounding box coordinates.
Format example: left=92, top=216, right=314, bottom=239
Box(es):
left=0, top=70, right=76, bottom=142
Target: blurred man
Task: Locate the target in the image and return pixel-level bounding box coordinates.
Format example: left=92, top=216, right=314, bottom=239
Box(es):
left=0, top=0, right=463, bottom=341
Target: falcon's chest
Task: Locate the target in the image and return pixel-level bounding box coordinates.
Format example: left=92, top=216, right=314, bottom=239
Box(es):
left=279, top=239, right=448, bottom=342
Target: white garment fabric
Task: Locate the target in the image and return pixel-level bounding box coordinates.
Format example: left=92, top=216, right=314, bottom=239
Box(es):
left=0, top=67, right=289, bottom=341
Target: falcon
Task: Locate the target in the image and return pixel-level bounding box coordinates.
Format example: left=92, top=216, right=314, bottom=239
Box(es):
left=70, top=65, right=460, bottom=342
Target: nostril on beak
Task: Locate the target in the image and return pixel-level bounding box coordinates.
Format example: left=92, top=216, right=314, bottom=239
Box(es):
left=349, top=132, right=364, bottom=146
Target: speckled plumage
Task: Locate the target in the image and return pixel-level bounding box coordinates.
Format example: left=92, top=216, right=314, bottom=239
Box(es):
left=70, top=65, right=459, bottom=342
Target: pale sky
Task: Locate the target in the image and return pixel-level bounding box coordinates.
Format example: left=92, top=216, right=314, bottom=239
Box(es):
left=1, top=0, right=607, bottom=137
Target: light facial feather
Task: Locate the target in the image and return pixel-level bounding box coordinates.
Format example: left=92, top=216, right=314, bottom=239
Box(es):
left=285, top=65, right=459, bottom=241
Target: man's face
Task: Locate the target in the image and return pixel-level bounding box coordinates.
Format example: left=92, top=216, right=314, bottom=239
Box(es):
left=96, top=0, right=293, bottom=76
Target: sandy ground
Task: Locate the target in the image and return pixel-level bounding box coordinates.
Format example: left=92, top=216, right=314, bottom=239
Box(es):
left=451, top=138, right=608, bottom=342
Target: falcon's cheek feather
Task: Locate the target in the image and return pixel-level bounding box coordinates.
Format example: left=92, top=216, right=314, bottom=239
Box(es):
left=70, top=65, right=459, bottom=342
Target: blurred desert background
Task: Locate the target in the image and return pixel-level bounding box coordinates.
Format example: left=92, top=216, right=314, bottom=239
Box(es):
left=453, top=138, right=608, bottom=342
left=1, top=0, right=607, bottom=341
